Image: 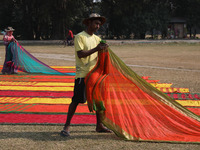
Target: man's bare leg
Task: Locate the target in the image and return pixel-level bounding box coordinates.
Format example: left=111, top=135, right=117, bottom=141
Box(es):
left=96, top=111, right=112, bottom=133
left=61, top=102, right=79, bottom=136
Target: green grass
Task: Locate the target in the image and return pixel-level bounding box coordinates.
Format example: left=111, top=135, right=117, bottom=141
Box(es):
left=0, top=125, right=200, bottom=150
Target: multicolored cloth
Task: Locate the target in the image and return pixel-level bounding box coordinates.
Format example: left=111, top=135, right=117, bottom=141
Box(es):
left=85, top=48, right=200, bottom=143
left=1, top=42, right=75, bottom=76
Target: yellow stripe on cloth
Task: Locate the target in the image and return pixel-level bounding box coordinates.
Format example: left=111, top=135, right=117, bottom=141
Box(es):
left=0, top=97, right=73, bottom=104
left=51, top=66, right=75, bottom=68
left=0, top=81, right=36, bottom=86
left=157, top=87, right=190, bottom=93
left=151, top=83, right=172, bottom=88
left=0, top=86, right=73, bottom=91
left=175, top=100, right=200, bottom=107
left=36, top=82, right=74, bottom=86
left=0, top=82, right=74, bottom=86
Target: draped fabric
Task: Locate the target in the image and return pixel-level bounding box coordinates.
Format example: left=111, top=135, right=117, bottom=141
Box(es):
left=85, top=48, right=200, bottom=143
left=7, top=42, right=75, bottom=76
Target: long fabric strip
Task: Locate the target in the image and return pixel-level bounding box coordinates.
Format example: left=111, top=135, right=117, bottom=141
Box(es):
left=85, top=48, right=200, bottom=143
left=0, top=113, right=95, bottom=124
left=8, top=42, right=75, bottom=75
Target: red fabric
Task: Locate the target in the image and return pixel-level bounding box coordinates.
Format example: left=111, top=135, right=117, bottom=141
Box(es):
left=187, top=108, right=200, bottom=115
left=0, top=104, right=89, bottom=113
left=0, top=78, right=74, bottom=82
left=68, top=30, right=73, bottom=38
left=0, top=113, right=95, bottom=124
left=3, top=35, right=14, bottom=42
left=0, top=90, right=73, bottom=97
left=85, top=49, right=200, bottom=142
left=0, top=75, right=74, bottom=79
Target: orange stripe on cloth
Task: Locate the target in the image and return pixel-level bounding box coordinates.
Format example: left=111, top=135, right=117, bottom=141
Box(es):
left=0, top=104, right=90, bottom=114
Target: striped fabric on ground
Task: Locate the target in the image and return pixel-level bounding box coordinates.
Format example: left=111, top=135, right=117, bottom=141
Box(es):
left=0, top=66, right=199, bottom=125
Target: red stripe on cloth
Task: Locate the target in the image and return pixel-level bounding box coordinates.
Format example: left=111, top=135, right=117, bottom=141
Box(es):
left=0, top=91, right=73, bottom=97
left=0, top=113, right=96, bottom=124
left=166, top=93, right=200, bottom=100
left=181, top=94, right=186, bottom=99
left=145, top=80, right=160, bottom=83
left=0, top=69, right=75, bottom=73
left=194, top=94, right=199, bottom=99
left=186, top=108, right=200, bottom=115
left=21, top=104, right=90, bottom=113
left=0, top=104, right=90, bottom=114
left=0, top=75, right=75, bottom=79
left=0, top=78, right=75, bottom=82
left=173, top=94, right=178, bottom=99
left=141, top=76, right=151, bottom=80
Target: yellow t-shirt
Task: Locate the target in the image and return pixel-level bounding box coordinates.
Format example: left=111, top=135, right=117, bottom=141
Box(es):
left=74, top=31, right=101, bottom=78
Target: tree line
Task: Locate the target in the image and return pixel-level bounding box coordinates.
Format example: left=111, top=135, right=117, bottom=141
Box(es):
left=1, top=0, right=200, bottom=40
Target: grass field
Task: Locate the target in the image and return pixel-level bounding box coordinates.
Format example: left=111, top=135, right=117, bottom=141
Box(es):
left=0, top=42, right=200, bottom=150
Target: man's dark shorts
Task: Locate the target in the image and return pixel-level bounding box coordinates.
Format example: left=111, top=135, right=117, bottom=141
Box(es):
left=72, top=78, right=86, bottom=103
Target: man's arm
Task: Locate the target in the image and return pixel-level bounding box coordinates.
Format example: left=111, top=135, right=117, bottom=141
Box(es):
left=77, top=43, right=108, bottom=58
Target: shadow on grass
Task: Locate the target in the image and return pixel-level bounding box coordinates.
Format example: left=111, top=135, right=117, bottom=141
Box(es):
left=0, top=131, right=119, bottom=141
left=0, top=131, right=200, bottom=145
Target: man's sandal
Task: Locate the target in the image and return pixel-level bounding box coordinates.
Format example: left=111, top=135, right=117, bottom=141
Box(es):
left=96, top=128, right=112, bottom=133
left=60, top=130, right=70, bottom=137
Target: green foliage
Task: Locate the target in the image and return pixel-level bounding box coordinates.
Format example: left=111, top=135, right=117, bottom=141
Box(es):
left=1, top=0, right=93, bottom=40
left=0, top=0, right=14, bottom=30
left=101, top=0, right=171, bottom=39
left=1, top=0, right=200, bottom=39
left=169, top=0, right=200, bottom=38
left=100, top=40, right=107, bottom=44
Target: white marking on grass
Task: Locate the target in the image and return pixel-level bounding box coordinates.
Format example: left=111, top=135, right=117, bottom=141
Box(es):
left=31, top=53, right=200, bottom=72
left=127, top=64, right=200, bottom=72
left=32, top=53, right=75, bottom=61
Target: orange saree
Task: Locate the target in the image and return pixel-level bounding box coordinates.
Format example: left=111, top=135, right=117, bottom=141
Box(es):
left=85, top=48, right=200, bottom=143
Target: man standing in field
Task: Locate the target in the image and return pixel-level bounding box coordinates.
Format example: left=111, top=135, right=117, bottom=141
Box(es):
left=61, top=13, right=111, bottom=137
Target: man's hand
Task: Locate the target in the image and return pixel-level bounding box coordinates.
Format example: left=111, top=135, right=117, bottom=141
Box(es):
left=77, top=42, right=108, bottom=58
left=96, top=43, right=108, bottom=51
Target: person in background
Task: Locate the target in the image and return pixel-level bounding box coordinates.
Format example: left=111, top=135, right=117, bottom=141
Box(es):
left=1, top=27, right=17, bottom=74
left=66, top=29, right=74, bottom=45
left=60, top=13, right=111, bottom=137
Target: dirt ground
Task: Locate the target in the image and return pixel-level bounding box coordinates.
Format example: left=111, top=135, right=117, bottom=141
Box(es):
left=0, top=41, right=200, bottom=150
left=1, top=125, right=200, bottom=150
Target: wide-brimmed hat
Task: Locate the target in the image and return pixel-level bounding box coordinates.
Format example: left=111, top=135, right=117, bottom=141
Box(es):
left=82, top=13, right=106, bottom=25
left=5, top=27, right=15, bottom=32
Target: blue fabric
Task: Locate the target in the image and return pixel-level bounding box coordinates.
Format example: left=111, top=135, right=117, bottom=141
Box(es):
left=8, top=42, right=75, bottom=76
